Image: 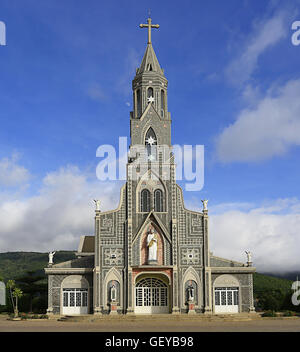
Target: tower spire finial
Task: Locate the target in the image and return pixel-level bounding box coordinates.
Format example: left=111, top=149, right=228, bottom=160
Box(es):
left=139, top=15, right=159, bottom=44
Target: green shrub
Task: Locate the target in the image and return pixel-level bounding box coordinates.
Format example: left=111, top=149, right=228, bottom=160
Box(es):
left=282, top=310, right=294, bottom=317
left=262, top=310, right=277, bottom=317
left=20, top=312, right=28, bottom=320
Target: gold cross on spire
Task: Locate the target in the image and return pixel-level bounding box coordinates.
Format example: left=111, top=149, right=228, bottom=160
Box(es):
left=139, top=16, right=159, bottom=44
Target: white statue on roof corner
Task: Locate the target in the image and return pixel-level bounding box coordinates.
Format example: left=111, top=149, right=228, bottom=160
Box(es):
left=48, top=251, right=56, bottom=265
left=201, top=199, right=208, bottom=211
left=245, top=251, right=252, bottom=265
left=94, top=199, right=101, bottom=211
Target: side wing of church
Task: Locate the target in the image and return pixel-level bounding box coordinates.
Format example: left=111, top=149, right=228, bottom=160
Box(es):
left=45, top=18, right=256, bottom=316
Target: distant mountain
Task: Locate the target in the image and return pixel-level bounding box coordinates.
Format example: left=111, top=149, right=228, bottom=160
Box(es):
left=260, top=271, right=300, bottom=282
left=0, top=251, right=76, bottom=281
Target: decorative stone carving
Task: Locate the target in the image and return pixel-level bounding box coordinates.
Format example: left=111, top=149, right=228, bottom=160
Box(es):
left=214, top=274, right=240, bottom=287
left=181, top=248, right=201, bottom=265
left=104, top=248, right=123, bottom=266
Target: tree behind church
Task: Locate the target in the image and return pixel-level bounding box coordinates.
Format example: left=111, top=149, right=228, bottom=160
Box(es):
left=15, top=270, right=47, bottom=313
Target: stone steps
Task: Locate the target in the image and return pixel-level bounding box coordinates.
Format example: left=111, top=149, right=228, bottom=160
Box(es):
left=57, top=313, right=261, bottom=323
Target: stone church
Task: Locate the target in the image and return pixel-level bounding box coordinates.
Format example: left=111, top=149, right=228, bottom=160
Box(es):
left=45, top=17, right=256, bottom=316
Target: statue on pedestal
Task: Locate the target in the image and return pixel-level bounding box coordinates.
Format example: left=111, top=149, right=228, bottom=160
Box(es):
left=110, top=283, right=117, bottom=302
left=147, top=227, right=158, bottom=263
left=94, top=199, right=101, bottom=211
left=201, top=199, right=208, bottom=211
left=187, top=283, right=195, bottom=302
left=48, top=251, right=56, bottom=266
left=245, top=251, right=252, bottom=266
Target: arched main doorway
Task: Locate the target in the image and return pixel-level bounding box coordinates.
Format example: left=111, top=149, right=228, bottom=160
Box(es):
left=134, top=277, right=169, bottom=314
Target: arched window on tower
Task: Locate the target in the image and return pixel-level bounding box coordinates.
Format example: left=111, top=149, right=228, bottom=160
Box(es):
left=136, top=89, right=142, bottom=117
left=147, top=87, right=154, bottom=100
left=161, top=90, right=165, bottom=117
left=145, top=127, right=157, bottom=161
left=141, top=189, right=150, bottom=212
left=154, top=189, right=163, bottom=212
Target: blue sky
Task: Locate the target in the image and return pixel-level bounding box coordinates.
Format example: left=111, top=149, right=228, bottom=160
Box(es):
left=0, top=0, right=300, bottom=272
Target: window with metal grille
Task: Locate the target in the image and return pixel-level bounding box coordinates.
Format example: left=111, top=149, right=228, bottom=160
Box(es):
left=63, top=292, right=68, bottom=307
left=214, top=287, right=239, bottom=306
left=215, top=290, right=220, bottom=306
left=63, top=289, right=88, bottom=307
left=135, top=278, right=168, bottom=307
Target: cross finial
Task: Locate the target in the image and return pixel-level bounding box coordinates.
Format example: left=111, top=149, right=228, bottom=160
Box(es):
left=139, top=16, right=159, bottom=44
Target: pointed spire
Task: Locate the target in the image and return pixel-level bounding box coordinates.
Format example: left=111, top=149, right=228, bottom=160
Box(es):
left=136, top=43, right=164, bottom=76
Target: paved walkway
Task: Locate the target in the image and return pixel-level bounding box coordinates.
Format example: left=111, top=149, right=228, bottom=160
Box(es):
left=0, top=315, right=299, bottom=332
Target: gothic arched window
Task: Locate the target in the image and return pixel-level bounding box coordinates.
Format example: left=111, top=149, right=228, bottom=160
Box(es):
left=145, top=127, right=157, bottom=161
left=141, top=189, right=150, bottom=212
left=154, top=189, right=163, bottom=212
left=161, top=90, right=165, bottom=117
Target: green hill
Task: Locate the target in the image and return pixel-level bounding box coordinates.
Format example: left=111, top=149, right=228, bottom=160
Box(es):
left=0, top=251, right=76, bottom=282
left=253, top=272, right=294, bottom=294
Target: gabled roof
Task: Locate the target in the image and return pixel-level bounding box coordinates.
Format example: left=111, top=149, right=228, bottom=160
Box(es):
left=77, top=235, right=94, bottom=253
left=132, top=210, right=171, bottom=244
left=140, top=101, right=162, bottom=122
left=136, top=44, right=164, bottom=76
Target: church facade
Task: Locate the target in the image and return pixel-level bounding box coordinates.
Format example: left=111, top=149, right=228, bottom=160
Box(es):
left=45, top=18, right=256, bottom=316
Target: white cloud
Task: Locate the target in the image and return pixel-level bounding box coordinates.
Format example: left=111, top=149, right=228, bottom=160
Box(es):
left=216, top=79, right=300, bottom=162
left=1, top=159, right=299, bottom=273
left=0, top=164, right=122, bottom=252
left=209, top=198, right=300, bottom=273
left=0, top=153, right=30, bottom=187
left=225, top=10, right=288, bottom=86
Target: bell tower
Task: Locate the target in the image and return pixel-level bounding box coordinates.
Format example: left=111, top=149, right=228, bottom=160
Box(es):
left=130, top=16, right=171, bottom=148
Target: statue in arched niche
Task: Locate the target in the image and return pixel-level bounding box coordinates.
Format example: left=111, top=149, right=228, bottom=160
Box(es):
left=110, top=281, right=117, bottom=302
left=187, top=281, right=195, bottom=302
left=147, top=225, right=158, bottom=264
